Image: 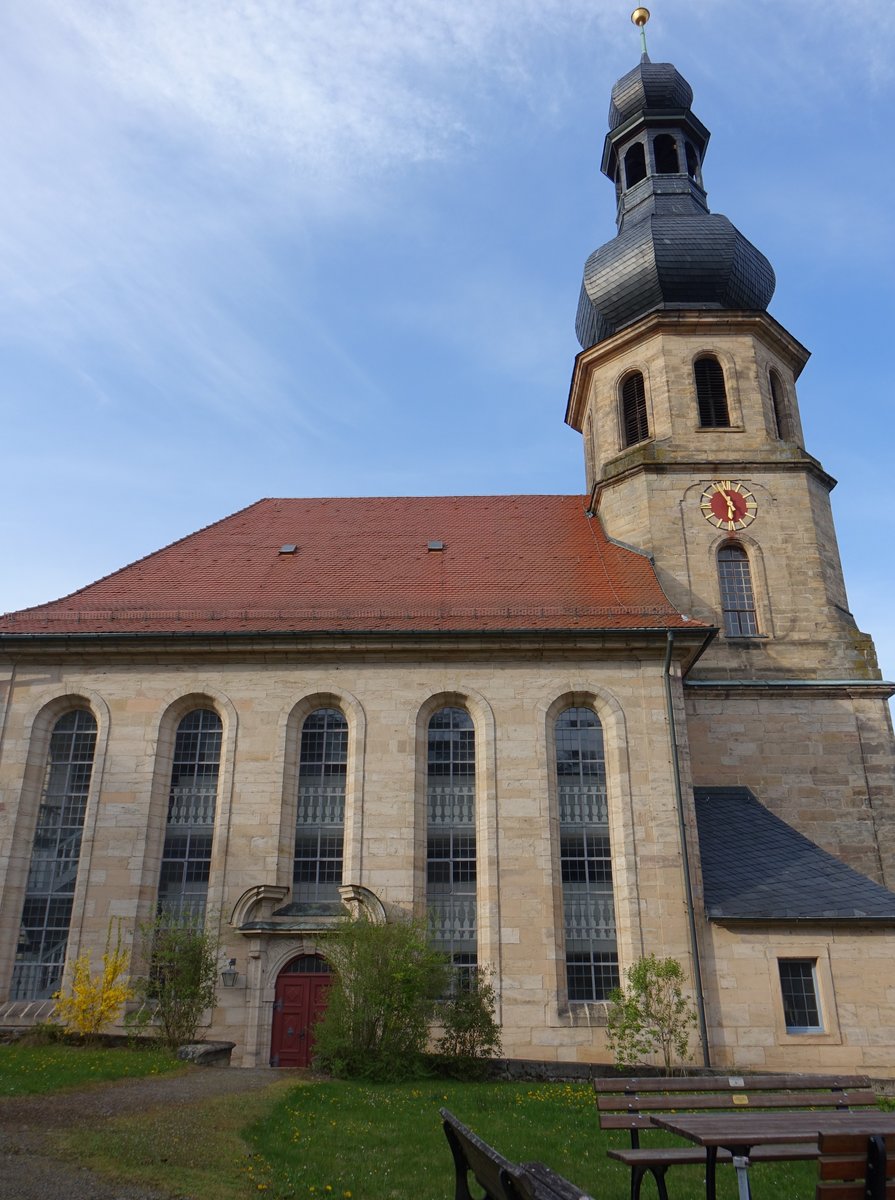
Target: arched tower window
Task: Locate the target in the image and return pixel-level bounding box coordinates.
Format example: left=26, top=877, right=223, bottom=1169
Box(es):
left=694, top=356, right=731, bottom=427
left=624, top=142, right=647, bottom=188
left=427, top=707, right=476, bottom=984
left=769, top=369, right=789, bottom=440
left=654, top=133, right=679, bottom=174
left=12, top=709, right=97, bottom=1000
left=158, top=708, right=221, bottom=923
left=294, top=708, right=346, bottom=904
left=620, top=371, right=649, bottom=447
left=684, top=140, right=700, bottom=181
left=556, top=706, right=619, bottom=1002
left=718, top=543, right=759, bottom=636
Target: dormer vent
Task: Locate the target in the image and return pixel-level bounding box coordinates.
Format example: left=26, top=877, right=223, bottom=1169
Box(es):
left=279, top=544, right=298, bottom=555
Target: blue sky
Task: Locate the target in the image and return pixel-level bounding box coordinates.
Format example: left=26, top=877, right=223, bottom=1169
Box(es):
left=2, top=1, right=894, bottom=680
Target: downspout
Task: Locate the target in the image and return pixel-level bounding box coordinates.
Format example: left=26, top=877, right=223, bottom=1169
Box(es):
left=663, top=632, right=711, bottom=1068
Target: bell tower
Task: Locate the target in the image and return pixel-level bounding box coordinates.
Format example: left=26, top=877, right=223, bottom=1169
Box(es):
left=566, top=14, right=879, bottom=683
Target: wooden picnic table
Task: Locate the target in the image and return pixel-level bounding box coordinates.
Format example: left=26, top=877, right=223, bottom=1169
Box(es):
left=650, top=1110, right=895, bottom=1200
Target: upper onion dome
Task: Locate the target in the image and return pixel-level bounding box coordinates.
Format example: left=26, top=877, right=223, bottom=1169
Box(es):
left=576, top=54, right=775, bottom=349
left=609, top=59, right=693, bottom=130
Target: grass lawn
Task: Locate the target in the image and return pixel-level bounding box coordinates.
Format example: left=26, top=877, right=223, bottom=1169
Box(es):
left=0, top=1042, right=182, bottom=1096
left=243, top=1079, right=819, bottom=1199
left=33, top=1073, right=873, bottom=1200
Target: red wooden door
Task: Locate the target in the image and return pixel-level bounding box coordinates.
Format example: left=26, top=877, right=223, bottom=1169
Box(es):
left=270, top=961, right=331, bottom=1068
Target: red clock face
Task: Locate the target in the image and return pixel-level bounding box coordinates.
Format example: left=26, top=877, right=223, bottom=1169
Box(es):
left=708, top=489, right=748, bottom=524
left=700, top=480, right=757, bottom=531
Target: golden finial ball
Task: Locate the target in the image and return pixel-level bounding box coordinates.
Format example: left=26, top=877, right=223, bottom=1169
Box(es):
left=631, top=7, right=650, bottom=27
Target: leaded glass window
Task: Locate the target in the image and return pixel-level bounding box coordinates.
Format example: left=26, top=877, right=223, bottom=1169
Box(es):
left=718, top=543, right=759, bottom=637
left=427, top=707, right=476, bottom=974
left=158, top=709, right=221, bottom=923
left=11, top=710, right=97, bottom=1000
left=557, top=706, right=618, bottom=1001
left=294, top=708, right=346, bottom=903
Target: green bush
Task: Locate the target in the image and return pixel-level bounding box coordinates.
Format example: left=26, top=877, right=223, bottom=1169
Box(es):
left=607, top=953, right=698, bottom=1073
left=133, top=917, right=219, bottom=1049
left=436, top=968, right=503, bottom=1079
left=312, top=916, right=448, bottom=1080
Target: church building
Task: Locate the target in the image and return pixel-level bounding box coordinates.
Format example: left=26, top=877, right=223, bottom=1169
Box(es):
left=2, top=21, right=894, bottom=1072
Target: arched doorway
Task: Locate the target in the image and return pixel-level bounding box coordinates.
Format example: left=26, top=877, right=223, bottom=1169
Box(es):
left=270, top=954, right=331, bottom=1068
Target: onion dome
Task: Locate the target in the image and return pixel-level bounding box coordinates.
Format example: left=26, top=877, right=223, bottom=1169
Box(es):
left=576, top=55, right=775, bottom=349
left=609, top=59, right=693, bottom=130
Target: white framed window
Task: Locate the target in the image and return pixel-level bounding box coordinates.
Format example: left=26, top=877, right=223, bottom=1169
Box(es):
left=778, top=958, right=822, bottom=1033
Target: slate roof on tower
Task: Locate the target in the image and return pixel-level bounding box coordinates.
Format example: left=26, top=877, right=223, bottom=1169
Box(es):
left=0, top=495, right=702, bottom=637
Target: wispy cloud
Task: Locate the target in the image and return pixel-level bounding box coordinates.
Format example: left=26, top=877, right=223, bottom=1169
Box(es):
left=0, top=1, right=620, bottom=427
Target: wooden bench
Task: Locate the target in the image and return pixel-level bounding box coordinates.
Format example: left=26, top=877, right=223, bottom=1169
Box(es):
left=817, top=1131, right=893, bottom=1199
left=440, top=1108, right=596, bottom=1200
left=594, top=1074, right=876, bottom=1200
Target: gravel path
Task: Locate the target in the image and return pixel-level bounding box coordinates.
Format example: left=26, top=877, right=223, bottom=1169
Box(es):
left=0, top=1066, right=293, bottom=1200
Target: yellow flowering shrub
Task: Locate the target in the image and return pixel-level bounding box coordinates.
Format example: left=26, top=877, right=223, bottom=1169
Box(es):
left=53, top=923, right=134, bottom=1037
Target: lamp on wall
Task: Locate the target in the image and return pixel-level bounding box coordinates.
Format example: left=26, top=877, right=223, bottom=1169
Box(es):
left=221, top=958, right=239, bottom=988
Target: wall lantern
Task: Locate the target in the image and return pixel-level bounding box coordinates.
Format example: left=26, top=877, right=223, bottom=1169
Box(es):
left=221, top=958, right=239, bottom=988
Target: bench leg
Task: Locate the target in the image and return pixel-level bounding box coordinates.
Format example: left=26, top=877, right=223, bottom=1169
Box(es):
left=732, top=1155, right=752, bottom=1200
left=630, top=1166, right=670, bottom=1200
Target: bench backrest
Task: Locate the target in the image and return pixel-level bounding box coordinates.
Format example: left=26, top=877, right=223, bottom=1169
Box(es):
left=595, top=1075, right=876, bottom=1134
left=441, top=1108, right=529, bottom=1200
left=817, top=1131, right=894, bottom=1199
left=440, top=1109, right=593, bottom=1200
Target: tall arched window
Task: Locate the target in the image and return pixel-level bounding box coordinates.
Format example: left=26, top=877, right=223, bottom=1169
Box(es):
left=294, top=708, right=346, bottom=904
left=654, top=133, right=679, bottom=174
left=621, top=371, right=649, bottom=447
left=12, top=709, right=97, bottom=1000
left=427, top=707, right=476, bottom=983
left=694, top=356, right=730, bottom=427
left=556, top=707, right=619, bottom=1002
left=769, top=369, right=789, bottom=440
left=158, top=708, right=221, bottom=922
left=718, top=543, right=759, bottom=636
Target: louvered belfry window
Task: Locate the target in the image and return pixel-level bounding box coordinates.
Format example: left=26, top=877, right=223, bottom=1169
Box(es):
left=12, top=709, right=97, bottom=1000
left=695, top=356, right=730, bottom=427
left=158, top=708, right=221, bottom=923
left=621, top=371, right=649, bottom=447
left=556, top=706, right=619, bottom=1002
left=718, top=543, right=759, bottom=636
left=769, top=370, right=788, bottom=440
left=294, top=708, right=346, bottom=903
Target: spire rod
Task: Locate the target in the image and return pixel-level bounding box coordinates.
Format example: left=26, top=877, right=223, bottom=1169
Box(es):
left=631, top=7, right=650, bottom=56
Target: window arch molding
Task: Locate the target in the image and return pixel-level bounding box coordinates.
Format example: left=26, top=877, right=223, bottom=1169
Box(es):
left=705, top=532, right=774, bottom=639
left=1, top=692, right=110, bottom=999
left=279, top=690, right=365, bottom=896
left=689, top=349, right=743, bottom=428
left=413, top=688, right=499, bottom=982
left=539, top=686, right=642, bottom=1012
left=139, top=689, right=238, bottom=933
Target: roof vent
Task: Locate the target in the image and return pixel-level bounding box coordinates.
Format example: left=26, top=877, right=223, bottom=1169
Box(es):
left=427, top=540, right=445, bottom=552
left=279, top=544, right=297, bottom=555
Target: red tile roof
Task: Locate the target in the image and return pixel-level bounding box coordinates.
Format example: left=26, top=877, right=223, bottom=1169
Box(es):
left=0, top=496, right=702, bottom=636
